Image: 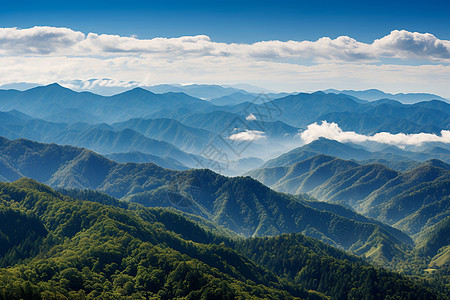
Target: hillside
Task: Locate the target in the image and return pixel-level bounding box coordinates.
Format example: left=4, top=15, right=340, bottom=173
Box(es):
left=0, top=136, right=416, bottom=266
left=262, top=138, right=450, bottom=169
left=250, top=154, right=450, bottom=242
left=0, top=178, right=439, bottom=299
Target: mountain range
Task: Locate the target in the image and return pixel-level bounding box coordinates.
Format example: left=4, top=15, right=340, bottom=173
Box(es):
left=1, top=81, right=450, bottom=297
left=249, top=151, right=450, bottom=240
left=0, top=136, right=420, bottom=266
left=323, top=88, right=449, bottom=104
left=0, top=178, right=439, bottom=299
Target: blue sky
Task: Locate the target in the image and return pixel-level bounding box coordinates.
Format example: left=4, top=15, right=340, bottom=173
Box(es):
left=0, top=0, right=449, bottom=97
left=2, top=0, right=449, bottom=43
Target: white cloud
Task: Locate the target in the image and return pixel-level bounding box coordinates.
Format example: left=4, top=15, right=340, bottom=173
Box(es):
left=300, top=121, right=450, bottom=146
left=0, top=26, right=84, bottom=55
left=0, top=55, right=449, bottom=98
left=246, top=113, right=257, bottom=121
left=0, top=27, right=449, bottom=62
left=373, top=30, right=450, bottom=60
left=229, top=130, right=266, bottom=141
left=0, top=26, right=449, bottom=97
left=62, top=78, right=138, bottom=90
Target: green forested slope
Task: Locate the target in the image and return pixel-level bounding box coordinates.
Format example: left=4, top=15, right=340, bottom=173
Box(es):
left=0, top=179, right=440, bottom=299
left=250, top=154, right=450, bottom=239
left=0, top=137, right=415, bottom=266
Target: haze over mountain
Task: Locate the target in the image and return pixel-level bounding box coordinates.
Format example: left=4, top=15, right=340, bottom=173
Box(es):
left=0, top=136, right=420, bottom=265
left=0, top=83, right=449, bottom=178
left=2, top=0, right=450, bottom=296
left=0, top=83, right=213, bottom=124
left=323, top=89, right=449, bottom=104
left=249, top=153, right=450, bottom=241
left=262, top=138, right=450, bottom=169
left=1, top=81, right=450, bottom=296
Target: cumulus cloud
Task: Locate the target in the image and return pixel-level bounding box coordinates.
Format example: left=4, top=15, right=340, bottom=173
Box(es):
left=300, top=121, right=450, bottom=146
left=0, top=26, right=84, bottom=55
left=373, top=30, right=450, bottom=60
left=0, top=26, right=449, bottom=62
left=0, top=26, right=449, bottom=97
left=228, top=130, right=266, bottom=141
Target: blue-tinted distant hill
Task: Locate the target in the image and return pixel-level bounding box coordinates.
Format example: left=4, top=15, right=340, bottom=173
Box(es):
left=0, top=111, right=213, bottom=170
left=105, top=151, right=188, bottom=170
left=261, top=138, right=450, bottom=169
left=2, top=84, right=448, bottom=136
left=0, top=82, right=41, bottom=90
left=112, top=118, right=218, bottom=154
left=323, top=88, right=449, bottom=104
left=144, top=83, right=249, bottom=100
left=229, top=91, right=450, bottom=133
left=210, top=91, right=291, bottom=106
left=0, top=83, right=214, bottom=123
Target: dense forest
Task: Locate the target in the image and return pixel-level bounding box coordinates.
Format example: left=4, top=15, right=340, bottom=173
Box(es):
left=0, top=136, right=419, bottom=267
left=0, top=178, right=443, bottom=299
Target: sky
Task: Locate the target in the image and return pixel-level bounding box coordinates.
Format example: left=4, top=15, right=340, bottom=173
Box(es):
left=1, top=0, right=449, bottom=97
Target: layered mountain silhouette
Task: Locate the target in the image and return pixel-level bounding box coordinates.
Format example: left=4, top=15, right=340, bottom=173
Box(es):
left=323, top=88, right=449, bottom=104
left=0, top=178, right=438, bottom=299
left=0, top=83, right=213, bottom=123
left=249, top=153, right=450, bottom=241
left=0, top=82, right=449, bottom=297
left=0, top=136, right=417, bottom=265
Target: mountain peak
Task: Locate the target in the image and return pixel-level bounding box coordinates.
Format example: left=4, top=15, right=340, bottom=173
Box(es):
left=44, top=82, right=71, bottom=91
left=26, top=82, right=73, bottom=93
left=120, top=87, right=155, bottom=96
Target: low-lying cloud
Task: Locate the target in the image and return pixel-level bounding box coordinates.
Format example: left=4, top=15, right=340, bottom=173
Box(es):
left=229, top=130, right=266, bottom=141
left=300, top=121, right=450, bottom=146
left=1, top=27, right=449, bottom=62
left=245, top=113, right=257, bottom=121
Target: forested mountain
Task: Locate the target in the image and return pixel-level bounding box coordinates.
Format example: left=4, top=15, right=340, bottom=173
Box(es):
left=0, top=136, right=419, bottom=266
left=0, top=178, right=440, bottom=299
left=262, top=138, right=450, bottom=168
left=1, top=85, right=449, bottom=178
left=0, top=113, right=218, bottom=170
left=226, top=91, right=450, bottom=133
left=0, top=106, right=298, bottom=170
left=249, top=154, right=450, bottom=241
left=1, top=82, right=450, bottom=297
left=112, top=118, right=217, bottom=154
left=105, top=151, right=188, bottom=170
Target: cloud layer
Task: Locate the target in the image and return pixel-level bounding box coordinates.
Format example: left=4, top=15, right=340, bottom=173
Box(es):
left=1, top=26, right=449, bottom=61
left=0, top=26, right=449, bottom=97
left=229, top=130, right=266, bottom=141
left=300, top=121, right=450, bottom=146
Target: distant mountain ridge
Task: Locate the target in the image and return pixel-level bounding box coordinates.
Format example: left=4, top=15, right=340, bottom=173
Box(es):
left=0, top=83, right=213, bottom=123
left=323, top=88, right=449, bottom=104
left=262, top=138, right=450, bottom=168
